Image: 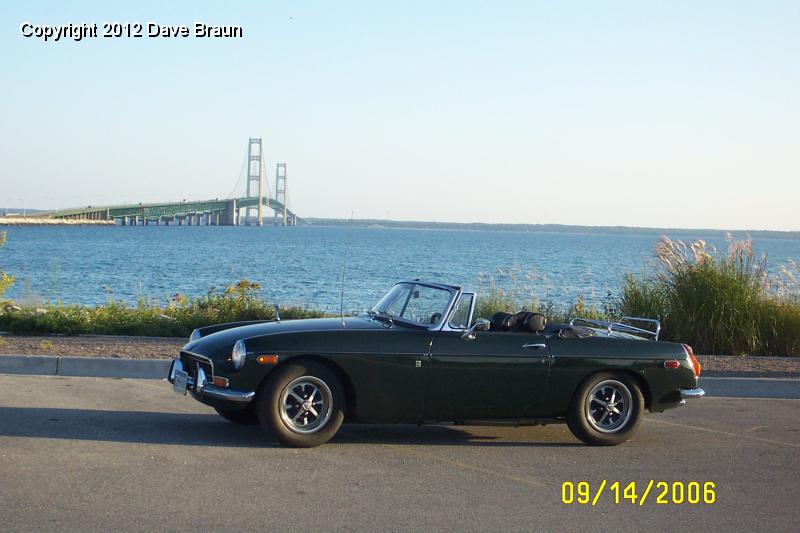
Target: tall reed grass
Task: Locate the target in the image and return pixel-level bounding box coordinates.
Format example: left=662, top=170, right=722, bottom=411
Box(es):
left=619, top=237, right=800, bottom=355
left=473, top=267, right=614, bottom=323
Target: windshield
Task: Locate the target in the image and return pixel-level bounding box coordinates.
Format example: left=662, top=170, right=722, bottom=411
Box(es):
left=370, top=283, right=454, bottom=326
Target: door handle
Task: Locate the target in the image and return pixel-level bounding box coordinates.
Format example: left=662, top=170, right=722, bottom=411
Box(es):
left=522, top=343, right=547, bottom=350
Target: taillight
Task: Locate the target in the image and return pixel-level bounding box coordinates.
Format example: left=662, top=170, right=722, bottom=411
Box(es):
left=683, top=344, right=701, bottom=377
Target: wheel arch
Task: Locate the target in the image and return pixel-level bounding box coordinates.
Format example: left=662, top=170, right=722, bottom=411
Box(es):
left=259, top=354, right=358, bottom=422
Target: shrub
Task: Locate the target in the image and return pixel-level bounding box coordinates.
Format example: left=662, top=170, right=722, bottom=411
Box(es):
left=619, top=236, right=800, bottom=355
left=0, top=232, right=14, bottom=300
left=0, top=279, right=326, bottom=337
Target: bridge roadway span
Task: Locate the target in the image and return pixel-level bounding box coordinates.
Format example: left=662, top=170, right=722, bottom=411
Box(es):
left=31, top=197, right=298, bottom=226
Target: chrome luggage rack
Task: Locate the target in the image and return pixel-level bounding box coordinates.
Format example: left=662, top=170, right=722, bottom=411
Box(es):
left=568, top=316, right=661, bottom=341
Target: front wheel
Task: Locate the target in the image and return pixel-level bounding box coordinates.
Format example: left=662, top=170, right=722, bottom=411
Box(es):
left=567, top=372, right=644, bottom=446
left=256, top=360, right=345, bottom=448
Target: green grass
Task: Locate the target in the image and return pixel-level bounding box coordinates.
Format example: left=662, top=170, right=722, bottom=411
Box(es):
left=0, top=280, right=325, bottom=337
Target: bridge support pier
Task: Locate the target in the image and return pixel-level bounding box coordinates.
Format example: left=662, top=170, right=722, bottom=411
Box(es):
left=221, top=199, right=237, bottom=226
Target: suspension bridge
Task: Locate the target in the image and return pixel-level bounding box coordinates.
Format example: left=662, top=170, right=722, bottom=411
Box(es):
left=29, top=138, right=300, bottom=226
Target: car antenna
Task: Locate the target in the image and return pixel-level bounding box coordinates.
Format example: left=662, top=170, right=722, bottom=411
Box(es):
left=339, top=211, right=354, bottom=327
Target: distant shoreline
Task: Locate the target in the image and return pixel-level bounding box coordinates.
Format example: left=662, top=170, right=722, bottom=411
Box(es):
left=0, top=217, right=113, bottom=226
left=304, top=218, right=800, bottom=239
left=1, top=214, right=798, bottom=238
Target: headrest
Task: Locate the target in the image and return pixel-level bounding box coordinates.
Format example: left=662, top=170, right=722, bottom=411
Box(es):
left=526, top=312, right=547, bottom=333
left=490, top=312, right=513, bottom=331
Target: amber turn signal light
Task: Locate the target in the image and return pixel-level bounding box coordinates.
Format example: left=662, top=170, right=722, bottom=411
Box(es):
left=682, top=344, right=702, bottom=377
left=257, top=355, right=279, bottom=365
left=212, top=376, right=229, bottom=388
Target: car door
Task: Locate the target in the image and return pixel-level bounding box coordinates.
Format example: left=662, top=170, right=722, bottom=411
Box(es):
left=426, top=327, right=550, bottom=420
left=332, top=326, right=435, bottom=423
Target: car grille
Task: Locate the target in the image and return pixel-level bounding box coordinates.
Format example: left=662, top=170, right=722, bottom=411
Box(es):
left=179, top=351, right=214, bottom=390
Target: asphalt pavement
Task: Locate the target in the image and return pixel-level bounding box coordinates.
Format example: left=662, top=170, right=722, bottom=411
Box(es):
left=0, top=374, right=798, bottom=532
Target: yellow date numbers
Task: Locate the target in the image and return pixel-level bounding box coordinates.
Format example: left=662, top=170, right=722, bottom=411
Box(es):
left=561, top=480, right=716, bottom=506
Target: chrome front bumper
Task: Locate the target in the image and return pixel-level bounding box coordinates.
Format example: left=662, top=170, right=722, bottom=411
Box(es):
left=680, top=387, right=705, bottom=400
left=168, top=358, right=255, bottom=404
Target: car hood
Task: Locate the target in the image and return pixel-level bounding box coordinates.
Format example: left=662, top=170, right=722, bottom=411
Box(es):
left=183, top=316, right=384, bottom=358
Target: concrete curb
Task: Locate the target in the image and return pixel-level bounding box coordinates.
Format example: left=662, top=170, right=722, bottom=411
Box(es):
left=0, top=355, right=170, bottom=379
left=0, top=355, right=59, bottom=376
left=700, top=377, right=800, bottom=400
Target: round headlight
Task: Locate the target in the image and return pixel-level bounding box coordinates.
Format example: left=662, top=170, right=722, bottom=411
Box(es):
left=189, top=329, right=202, bottom=342
left=231, top=340, right=247, bottom=370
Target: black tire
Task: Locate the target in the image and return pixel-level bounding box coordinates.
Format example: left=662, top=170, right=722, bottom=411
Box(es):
left=566, top=372, right=644, bottom=446
left=214, top=404, right=258, bottom=425
left=256, top=360, right=345, bottom=448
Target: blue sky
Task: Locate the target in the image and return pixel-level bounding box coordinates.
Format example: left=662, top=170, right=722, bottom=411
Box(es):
left=1, top=1, right=798, bottom=230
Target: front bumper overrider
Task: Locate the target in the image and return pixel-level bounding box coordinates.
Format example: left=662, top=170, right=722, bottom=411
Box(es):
left=168, top=357, right=255, bottom=404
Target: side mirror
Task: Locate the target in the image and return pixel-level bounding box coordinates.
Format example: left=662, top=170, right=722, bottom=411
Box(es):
left=461, top=318, right=490, bottom=339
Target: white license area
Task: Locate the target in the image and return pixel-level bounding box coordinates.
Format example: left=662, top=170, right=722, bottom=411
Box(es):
left=173, top=369, right=188, bottom=395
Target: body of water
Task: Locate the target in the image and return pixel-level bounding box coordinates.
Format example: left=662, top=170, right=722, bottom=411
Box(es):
left=1, top=225, right=798, bottom=313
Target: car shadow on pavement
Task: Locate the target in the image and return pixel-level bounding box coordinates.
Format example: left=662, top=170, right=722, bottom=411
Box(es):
left=334, top=423, right=582, bottom=447
left=0, top=407, right=272, bottom=448
left=0, top=406, right=581, bottom=448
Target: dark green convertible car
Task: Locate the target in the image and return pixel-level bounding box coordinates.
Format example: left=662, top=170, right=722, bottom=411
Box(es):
left=168, top=280, right=704, bottom=447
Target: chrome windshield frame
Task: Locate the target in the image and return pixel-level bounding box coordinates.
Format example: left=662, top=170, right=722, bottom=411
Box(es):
left=370, top=281, right=460, bottom=331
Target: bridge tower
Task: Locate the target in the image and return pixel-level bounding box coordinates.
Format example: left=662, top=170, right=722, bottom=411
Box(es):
left=274, top=163, right=288, bottom=226
left=245, top=138, right=265, bottom=226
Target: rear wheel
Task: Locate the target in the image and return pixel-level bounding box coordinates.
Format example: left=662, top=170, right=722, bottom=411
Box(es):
left=567, top=372, right=643, bottom=446
left=256, top=360, right=345, bottom=448
left=214, top=404, right=258, bottom=425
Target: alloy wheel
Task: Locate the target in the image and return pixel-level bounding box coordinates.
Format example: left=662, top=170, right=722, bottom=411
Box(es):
left=279, top=376, right=333, bottom=434
left=585, top=379, right=633, bottom=433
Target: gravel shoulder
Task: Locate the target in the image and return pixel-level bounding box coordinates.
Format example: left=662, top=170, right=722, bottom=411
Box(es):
left=0, top=334, right=797, bottom=377
left=0, top=335, right=185, bottom=360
